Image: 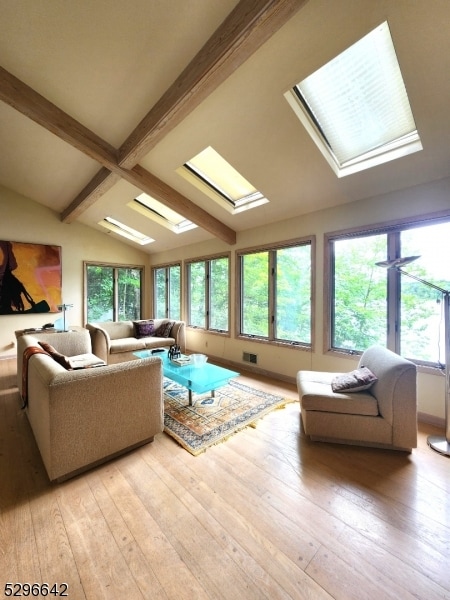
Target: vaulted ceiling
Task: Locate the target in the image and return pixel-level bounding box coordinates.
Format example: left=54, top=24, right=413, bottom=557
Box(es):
left=1, top=0, right=449, bottom=253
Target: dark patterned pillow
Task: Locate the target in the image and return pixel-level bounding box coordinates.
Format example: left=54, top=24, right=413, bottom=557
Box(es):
left=331, top=366, right=377, bottom=393
left=38, top=341, right=72, bottom=370
left=153, top=320, right=175, bottom=338
left=133, top=319, right=155, bottom=338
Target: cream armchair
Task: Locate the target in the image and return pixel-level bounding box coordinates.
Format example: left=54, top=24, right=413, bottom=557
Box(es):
left=297, top=345, right=417, bottom=452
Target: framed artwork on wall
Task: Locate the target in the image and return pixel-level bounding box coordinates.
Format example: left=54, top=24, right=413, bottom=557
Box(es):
left=0, top=240, right=62, bottom=315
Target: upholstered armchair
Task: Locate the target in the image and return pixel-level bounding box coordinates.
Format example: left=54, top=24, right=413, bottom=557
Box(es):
left=297, top=345, right=417, bottom=451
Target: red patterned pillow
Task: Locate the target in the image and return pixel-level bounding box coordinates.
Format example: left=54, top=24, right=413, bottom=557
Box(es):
left=38, top=341, right=72, bottom=370
left=133, top=320, right=155, bottom=338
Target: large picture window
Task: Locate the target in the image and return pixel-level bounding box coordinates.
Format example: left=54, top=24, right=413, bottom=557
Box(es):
left=85, top=263, right=143, bottom=322
left=328, top=217, right=450, bottom=366
left=238, top=239, right=313, bottom=346
left=186, top=255, right=229, bottom=332
left=153, top=263, right=181, bottom=320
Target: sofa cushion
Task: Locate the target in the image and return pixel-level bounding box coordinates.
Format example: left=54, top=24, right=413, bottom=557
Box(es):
left=153, top=320, right=174, bottom=337
left=331, top=366, right=377, bottom=393
left=297, top=371, right=379, bottom=416
left=110, top=337, right=146, bottom=354
left=133, top=319, right=155, bottom=338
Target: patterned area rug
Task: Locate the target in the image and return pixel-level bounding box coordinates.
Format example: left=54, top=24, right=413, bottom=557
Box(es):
left=163, top=378, right=291, bottom=455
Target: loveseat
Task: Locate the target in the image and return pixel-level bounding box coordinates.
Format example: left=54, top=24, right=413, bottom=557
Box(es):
left=86, top=319, right=185, bottom=365
left=17, top=329, right=163, bottom=481
left=297, top=345, right=417, bottom=452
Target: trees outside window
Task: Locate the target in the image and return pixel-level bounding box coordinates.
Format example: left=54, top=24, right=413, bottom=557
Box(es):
left=153, top=264, right=181, bottom=320
left=238, top=240, right=312, bottom=346
left=85, top=264, right=142, bottom=322
left=329, top=219, right=450, bottom=365
left=186, top=255, right=229, bottom=332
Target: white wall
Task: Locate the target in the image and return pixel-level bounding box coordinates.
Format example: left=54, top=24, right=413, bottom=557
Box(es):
left=151, top=176, right=450, bottom=424
left=0, top=185, right=150, bottom=357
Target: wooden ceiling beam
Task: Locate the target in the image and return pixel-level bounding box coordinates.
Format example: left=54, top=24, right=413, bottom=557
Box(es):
left=0, top=0, right=308, bottom=245
left=0, top=66, right=235, bottom=243
left=64, top=0, right=307, bottom=225
left=0, top=66, right=118, bottom=166
left=118, top=0, right=310, bottom=168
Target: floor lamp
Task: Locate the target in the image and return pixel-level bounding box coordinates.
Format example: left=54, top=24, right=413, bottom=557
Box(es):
left=376, top=256, right=450, bottom=456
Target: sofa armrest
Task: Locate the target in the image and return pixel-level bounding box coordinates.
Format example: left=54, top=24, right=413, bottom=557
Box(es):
left=86, top=323, right=111, bottom=363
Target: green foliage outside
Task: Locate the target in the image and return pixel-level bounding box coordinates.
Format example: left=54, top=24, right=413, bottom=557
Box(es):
left=86, top=265, right=141, bottom=322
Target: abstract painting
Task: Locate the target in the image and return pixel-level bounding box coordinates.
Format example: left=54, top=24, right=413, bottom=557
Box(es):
left=0, top=240, right=62, bottom=314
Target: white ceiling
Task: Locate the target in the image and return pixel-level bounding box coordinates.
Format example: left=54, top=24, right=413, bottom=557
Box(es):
left=1, top=0, right=449, bottom=253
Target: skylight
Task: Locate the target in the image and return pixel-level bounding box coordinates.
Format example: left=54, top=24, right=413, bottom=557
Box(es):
left=178, top=146, right=269, bottom=214
left=129, top=193, right=197, bottom=234
left=99, top=217, right=154, bottom=245
left=284, top=21, right=422, bottom=177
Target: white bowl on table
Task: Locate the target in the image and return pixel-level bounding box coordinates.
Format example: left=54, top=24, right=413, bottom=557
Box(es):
left=190, top=353, right=208, bottom=367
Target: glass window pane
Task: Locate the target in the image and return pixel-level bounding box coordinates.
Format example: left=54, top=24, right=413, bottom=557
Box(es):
left=333, top=234, right=387, bottom=351
left=154, top=268, right=167, bottom=319
left=241, top=252, right=269, bottom=337
left=275, top=245, right=311, bottom=343
left=169, top=265, right=181, bottom=320
left=86, top=265, right=114, bottom=322
left=188, top=262, right=206, bottom=328
left=400, top=223, right=450, bottom=363
left=118, top=268, right=141, bottom=321
left=210, top=257, right=229, bottom=331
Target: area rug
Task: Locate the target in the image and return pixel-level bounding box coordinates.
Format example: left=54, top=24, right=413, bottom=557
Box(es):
left=163, top=378, right=291, bottom=455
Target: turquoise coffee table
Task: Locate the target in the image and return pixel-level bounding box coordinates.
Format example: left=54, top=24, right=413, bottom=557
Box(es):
left=133, top=350, right=239, bottom=405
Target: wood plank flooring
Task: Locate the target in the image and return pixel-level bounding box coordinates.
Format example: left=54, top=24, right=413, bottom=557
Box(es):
left=1, top=357, right=449, bottom=599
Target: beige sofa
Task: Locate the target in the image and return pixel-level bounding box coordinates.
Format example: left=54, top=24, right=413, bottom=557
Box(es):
left=17, top=329, right=163, bottom=482
left=297, top=345, right=417, bottom=452
left=86, top=319, right=185, bottom=364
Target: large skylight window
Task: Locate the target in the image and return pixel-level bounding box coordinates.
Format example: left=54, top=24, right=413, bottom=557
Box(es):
left=129, top=193, right=197, bottom=234
left=178, top=146, right=269, bottom=214
left=99, top=217, right=154, bottom=245
left=284, top=21, right=422, bottom=177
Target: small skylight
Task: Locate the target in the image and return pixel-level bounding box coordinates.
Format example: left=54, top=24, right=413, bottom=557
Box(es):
left=99, top=217, right=154, bottom=245
left=284, top=21, right=422, bottom=177
left=178, top=146, right=269, bottom=214
left=129, top=193, right=197, bottom=234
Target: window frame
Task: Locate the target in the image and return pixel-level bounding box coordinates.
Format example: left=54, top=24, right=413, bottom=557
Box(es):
left=325, top=210, right=450, bottom=368
left=236, top=236, right=315, bottom=350
left=185, top=252, right=231, bottom=334
left=84, top=261, right=144, bottom=323
left=151, top=262, right=182, bottom=320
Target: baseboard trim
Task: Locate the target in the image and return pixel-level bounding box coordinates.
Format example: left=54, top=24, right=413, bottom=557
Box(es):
left=418, top=411, right=445, bottom=428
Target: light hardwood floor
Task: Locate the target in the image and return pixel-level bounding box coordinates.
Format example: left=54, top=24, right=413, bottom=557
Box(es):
left=1, top=357, right=449, bottom=600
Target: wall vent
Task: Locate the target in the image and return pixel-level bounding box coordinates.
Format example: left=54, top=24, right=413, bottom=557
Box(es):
left=243, top=351, right=258, bottom=364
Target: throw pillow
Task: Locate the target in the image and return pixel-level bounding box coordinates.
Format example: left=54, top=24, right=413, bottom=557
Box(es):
left=38, top=341, right=72, bottom=370
left=331, top=366, right=377, bottom=393
left=153, top=320, right=175, bottom=338
left=133, top=319, right=155, bottom=338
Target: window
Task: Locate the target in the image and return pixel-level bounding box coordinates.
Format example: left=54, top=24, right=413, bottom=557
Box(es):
left=328, top=217, right=450, bottom=366
left=85, top=263, right=143, bottom=322
left=130, top=193, right=196, bottom=233
left=284, top=21, right=422, bottom=177
left=98, top=217, right=154, bottom=245
left=178, top=146, right=269, bottom=214
left=238, top=240, right=313, bottom=346
left=186, top=255, right=230, bottom=332
left=153, top=263, right=181, bottom=320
